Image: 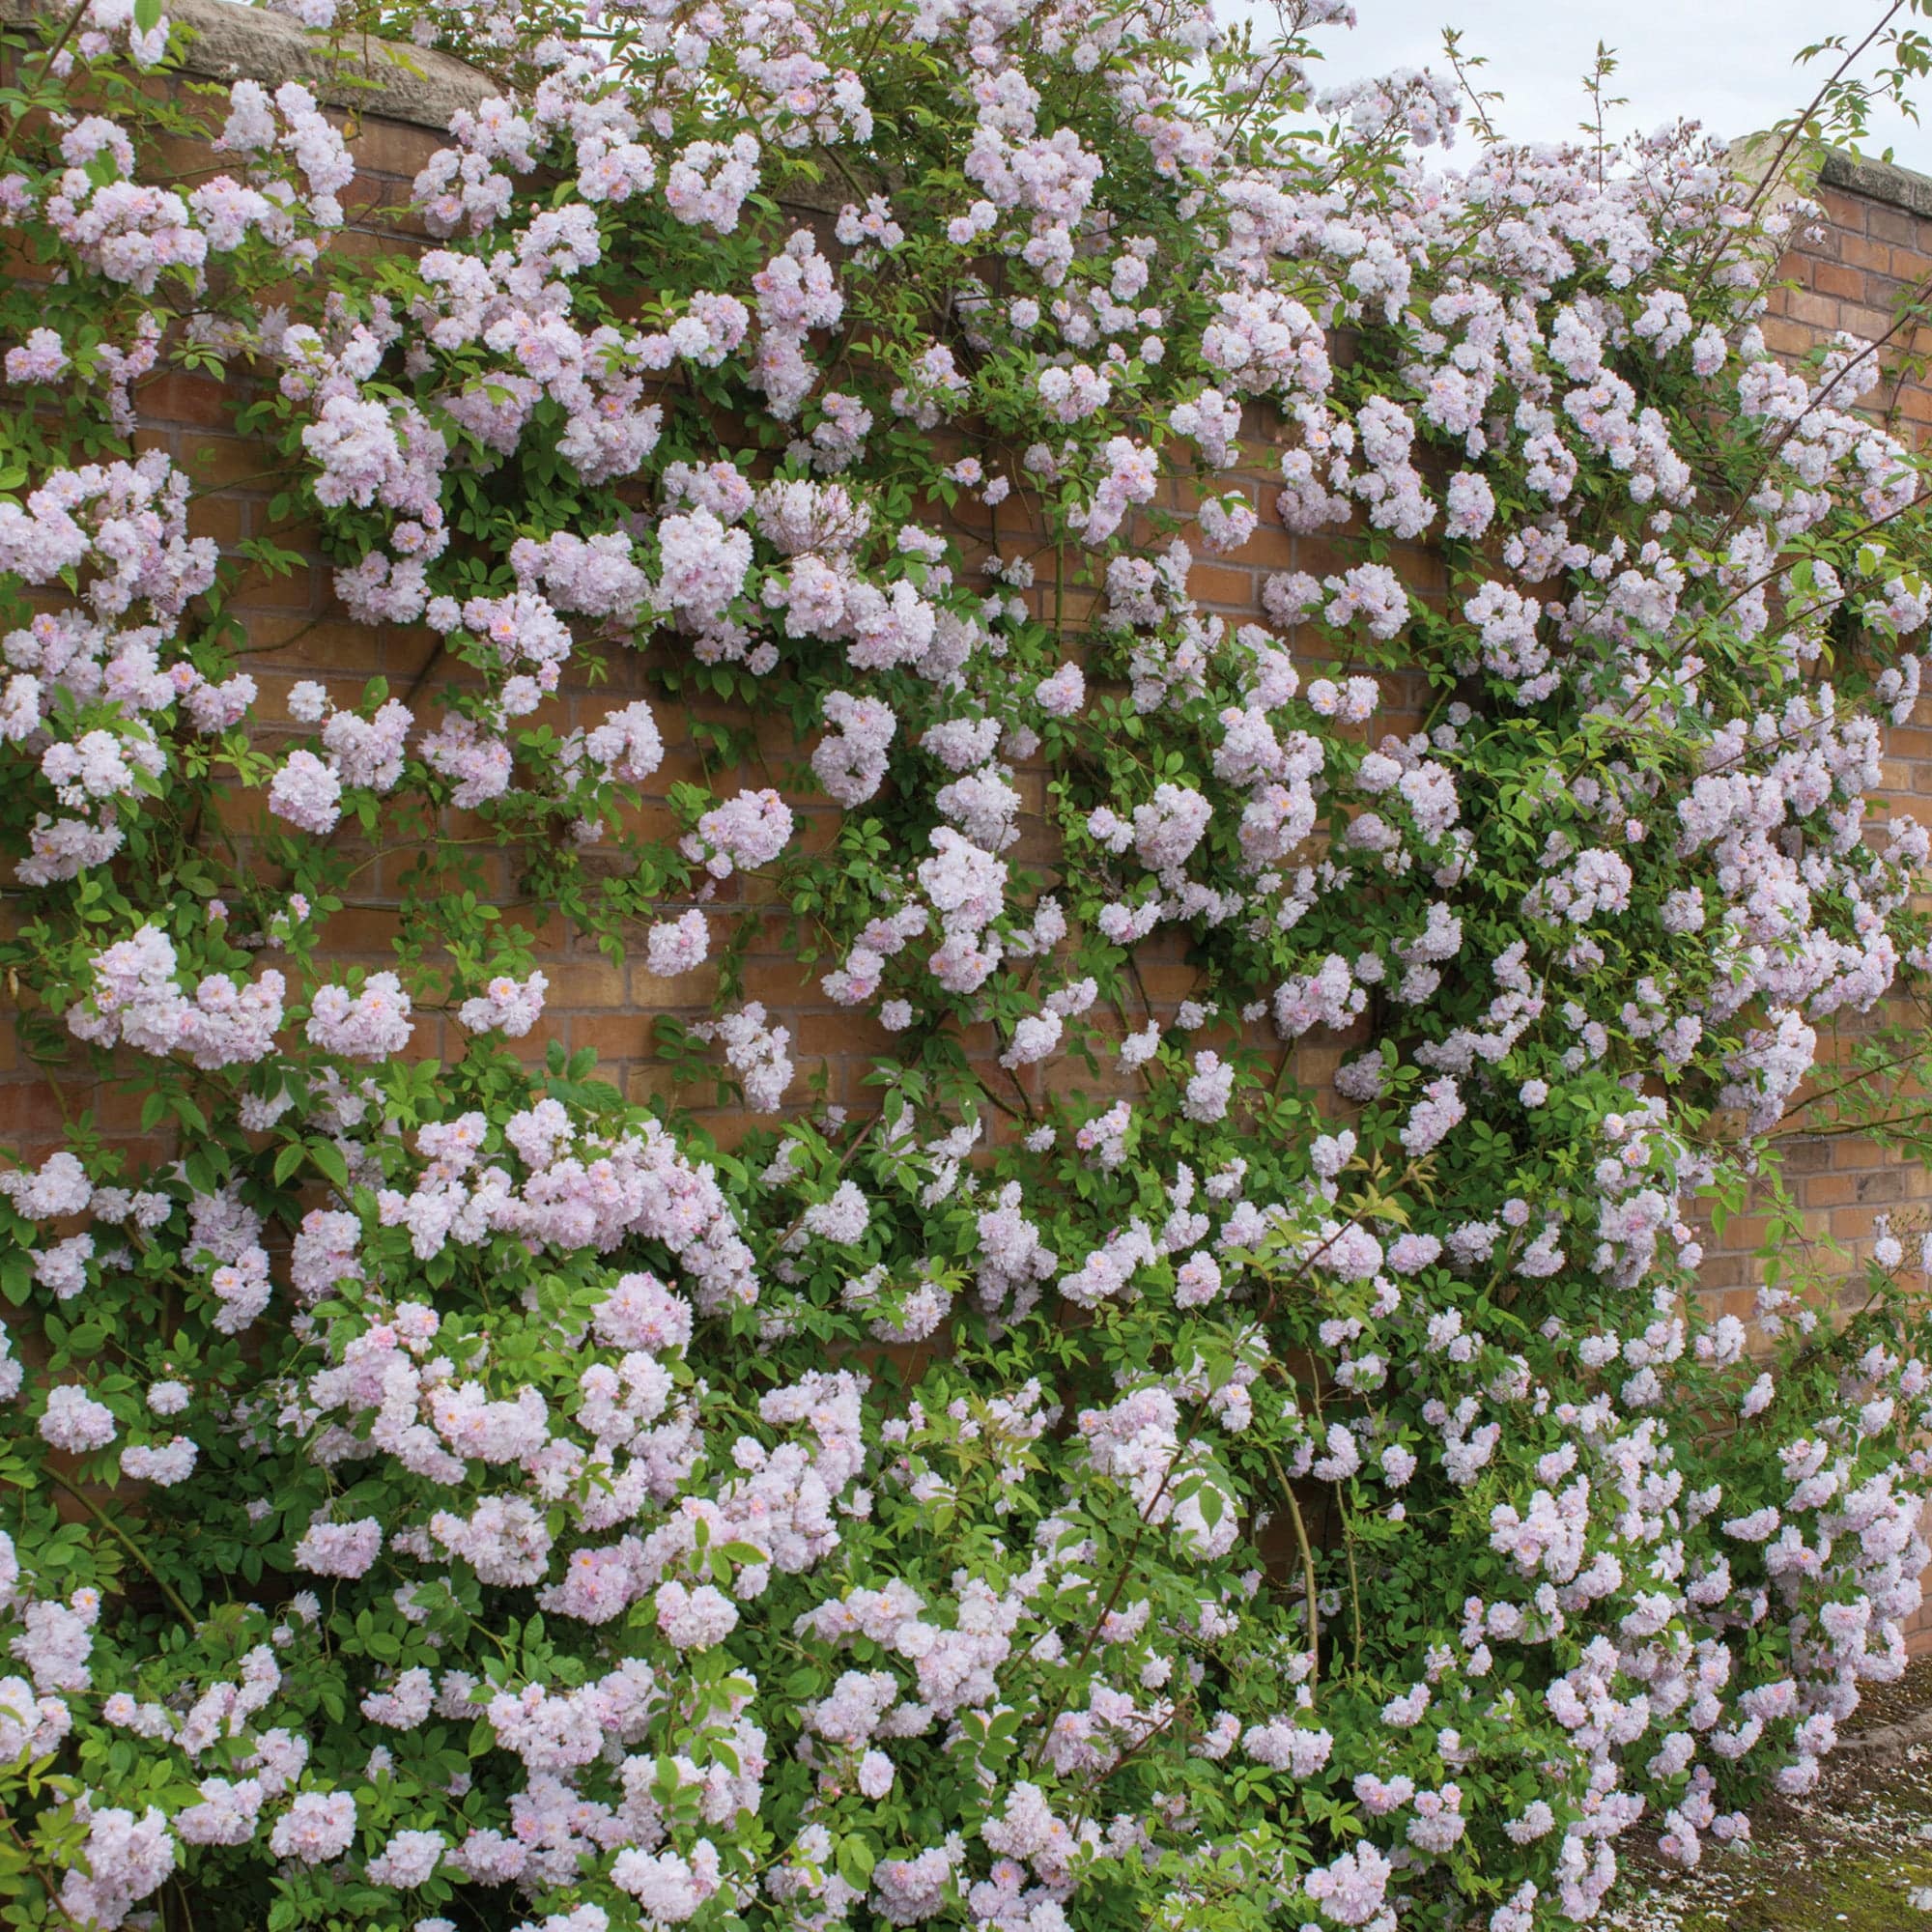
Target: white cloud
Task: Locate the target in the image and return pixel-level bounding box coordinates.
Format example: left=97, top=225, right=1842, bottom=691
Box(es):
left=1302, top=0, right=1932, bottom=172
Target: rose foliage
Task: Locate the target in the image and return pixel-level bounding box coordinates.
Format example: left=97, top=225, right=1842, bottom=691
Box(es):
left=4, top=0, right=1932, bottom=1927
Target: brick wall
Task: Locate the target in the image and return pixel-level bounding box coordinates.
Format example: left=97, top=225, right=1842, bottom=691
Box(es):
left=0, top=0, right=493, bottom=1161
left=90, top=35, right=1445, bottom=1151
left=1725, top=145, right=1932, bottom=1648
left=8, top=17, right=1932, bottom=1632
left=1708, top=155, right=1932, bottom=1329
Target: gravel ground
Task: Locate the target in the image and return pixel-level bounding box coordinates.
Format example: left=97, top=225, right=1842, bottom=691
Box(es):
left=1603, top=1658, right=1932, bottom=1932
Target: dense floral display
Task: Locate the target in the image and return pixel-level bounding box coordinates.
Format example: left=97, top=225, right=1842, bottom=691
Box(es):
left=2, top=0, right=1932, bottom=1926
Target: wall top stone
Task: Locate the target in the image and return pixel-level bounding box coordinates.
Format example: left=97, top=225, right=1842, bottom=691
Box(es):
left=1816, top=148, right=1932, bottom=219
left=2, top=0, right=494, bottom=130
left=1732, top=131, right=1932, bottom=221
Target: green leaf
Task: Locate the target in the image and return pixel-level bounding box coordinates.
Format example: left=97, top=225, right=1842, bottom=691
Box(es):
left=836, top=1835, right=877, bottom=1888
left=309, top=1140, right=350, bottom=1190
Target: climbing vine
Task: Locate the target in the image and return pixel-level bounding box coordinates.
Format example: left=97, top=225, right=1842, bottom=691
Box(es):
left=3, top=0, right=1932, bottom=1928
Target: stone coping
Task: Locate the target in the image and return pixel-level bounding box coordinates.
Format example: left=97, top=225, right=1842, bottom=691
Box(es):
left=2, top=0, right=495, bottom=129
left=1733, top=131, right=1932, bottom=220
left=1817, top=148, right=1932, bottom=220
left=10, top=11, right=1932, bottom=218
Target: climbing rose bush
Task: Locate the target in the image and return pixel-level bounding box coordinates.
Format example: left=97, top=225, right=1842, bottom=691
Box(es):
left=2, top=0, right=1932, bottom=1926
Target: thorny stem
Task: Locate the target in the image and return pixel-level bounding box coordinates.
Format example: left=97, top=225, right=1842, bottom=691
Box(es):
left=1253, top=1155, right=1432, bottom=1322
left=1263, top=1441, right=1321, bottom=1690
left=1697, top=298, right=1932, bottom=581
left=1774, top=1036, right=1932, bottom=1122
left=1440, top=31, right=1500, bottom=145
left=1695, top=2, right=1908, bottom=302
left=0, top=1811, right=83, bottom=1932
left=1309, top=1374, right=1363, bottom=1675
left=1025, top=1390, right=1215, bottom=1773
left=0, top=0, right=95, bottom=169
left=1776, top=1104, right=1932, bottom=1141
left=758, top=1114, right=882, bottom=1264
left=43, top=1466, right=198, bottom=1624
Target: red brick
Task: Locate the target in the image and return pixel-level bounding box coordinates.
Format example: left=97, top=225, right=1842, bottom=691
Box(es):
left=1811, top=261, right=1866, bottom=301
left=1842, top=233, right=1893, bottom=273
left=1782, top=288, right=1843, bottom=329
left=1870, top=205, right=1919, bottom=246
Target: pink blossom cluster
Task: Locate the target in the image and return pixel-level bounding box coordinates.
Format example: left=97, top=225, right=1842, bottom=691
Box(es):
left=8, top=5, right=1932, bottom=1931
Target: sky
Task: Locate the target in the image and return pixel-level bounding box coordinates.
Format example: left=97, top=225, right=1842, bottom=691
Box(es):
left=1301, top=0, right=1932, bottom=172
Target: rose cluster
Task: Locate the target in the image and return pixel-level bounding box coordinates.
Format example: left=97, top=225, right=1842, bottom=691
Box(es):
left=1, top=0, right=1932, bottom=1929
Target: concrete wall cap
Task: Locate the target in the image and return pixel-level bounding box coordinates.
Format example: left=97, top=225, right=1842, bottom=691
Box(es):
left=1731, top=131, right=1932, bottom=220
left=1, top=0, right=497, bottom=130
left=1816, top=148, right=1932, bottom=220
